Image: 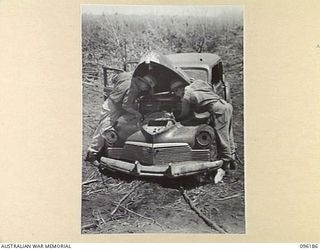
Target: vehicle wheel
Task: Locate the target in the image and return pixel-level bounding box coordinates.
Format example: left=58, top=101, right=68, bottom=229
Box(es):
left=195, top=125, right=215, bottom=149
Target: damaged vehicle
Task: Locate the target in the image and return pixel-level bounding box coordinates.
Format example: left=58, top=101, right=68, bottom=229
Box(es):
left=99, top=52, right=231, bottom=178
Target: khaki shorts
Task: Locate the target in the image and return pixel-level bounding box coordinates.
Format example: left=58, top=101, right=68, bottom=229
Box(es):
left=208, top=99, right=231, bottom=129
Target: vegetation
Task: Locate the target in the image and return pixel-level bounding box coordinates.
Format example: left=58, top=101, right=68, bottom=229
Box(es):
left=82, top=12, right=243, bottom=70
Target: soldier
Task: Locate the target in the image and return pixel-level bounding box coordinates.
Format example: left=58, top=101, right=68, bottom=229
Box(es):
left=170, top=79, right=238, bottom=174
left=85, top=72, right=156, bottom=165
left=122, top=74, right=157, bottom=121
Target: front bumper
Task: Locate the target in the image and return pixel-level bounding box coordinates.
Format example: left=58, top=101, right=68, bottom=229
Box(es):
left=99, top=157, right=223, bottom=178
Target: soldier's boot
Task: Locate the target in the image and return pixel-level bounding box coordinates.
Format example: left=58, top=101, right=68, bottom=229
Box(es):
left=85, top=151, right=100, bottom=167
left=221, top=160, right=238, bottom=183
left=230, top=160, right=239, bottom=171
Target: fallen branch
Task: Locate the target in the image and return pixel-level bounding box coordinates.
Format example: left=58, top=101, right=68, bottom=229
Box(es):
left=83, top=81, right=95, bottom=86
left=215, top=193, right=242, bottom=201
left=111, top=182, right=144, bottom=216
left=88, top=188, right=107, bottom=195
left=116, top=204, right=164, bottom=230
left=82, top=179, right=99, bottom=185
left=180, top=187, right=227, bottom=234
left=81, top=223, right=98, bottom=230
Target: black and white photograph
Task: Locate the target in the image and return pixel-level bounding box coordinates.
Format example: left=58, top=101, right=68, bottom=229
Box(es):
left=81, top=5, right=244, bottom=234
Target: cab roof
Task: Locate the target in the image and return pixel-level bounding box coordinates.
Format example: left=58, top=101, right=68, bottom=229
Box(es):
left=166, top=53, right=221, bottom=70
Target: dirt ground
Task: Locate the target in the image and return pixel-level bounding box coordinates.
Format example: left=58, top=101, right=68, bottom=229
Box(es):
left=81, top=64, right=245, bottom=234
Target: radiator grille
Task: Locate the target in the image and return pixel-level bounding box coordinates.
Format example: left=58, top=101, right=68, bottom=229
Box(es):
left=107, top=144, right=210, bottom=165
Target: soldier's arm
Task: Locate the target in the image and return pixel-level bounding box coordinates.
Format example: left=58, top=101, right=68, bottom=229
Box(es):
left=122, top=84, right=142, bottom=119
left=176, top=99, right=191, bottom=121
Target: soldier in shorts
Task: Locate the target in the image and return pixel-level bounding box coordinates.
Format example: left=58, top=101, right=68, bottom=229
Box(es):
left=170, top=79, right=237, bottom=173
left=86, top=72, right=156, bottom=165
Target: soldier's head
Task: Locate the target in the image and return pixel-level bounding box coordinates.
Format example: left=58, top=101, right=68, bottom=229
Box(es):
left=136, top=74, right=157, bottom=92
left=170, top=80, right=186, bottom=98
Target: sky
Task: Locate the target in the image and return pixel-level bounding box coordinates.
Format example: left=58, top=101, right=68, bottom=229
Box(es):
left=81, top=5, right=243, bottom=18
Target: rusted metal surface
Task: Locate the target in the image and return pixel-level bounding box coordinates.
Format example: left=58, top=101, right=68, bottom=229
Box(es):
left=133, top=51, right=191, bottom=93
left=98, top=52, right=229, bottom=178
